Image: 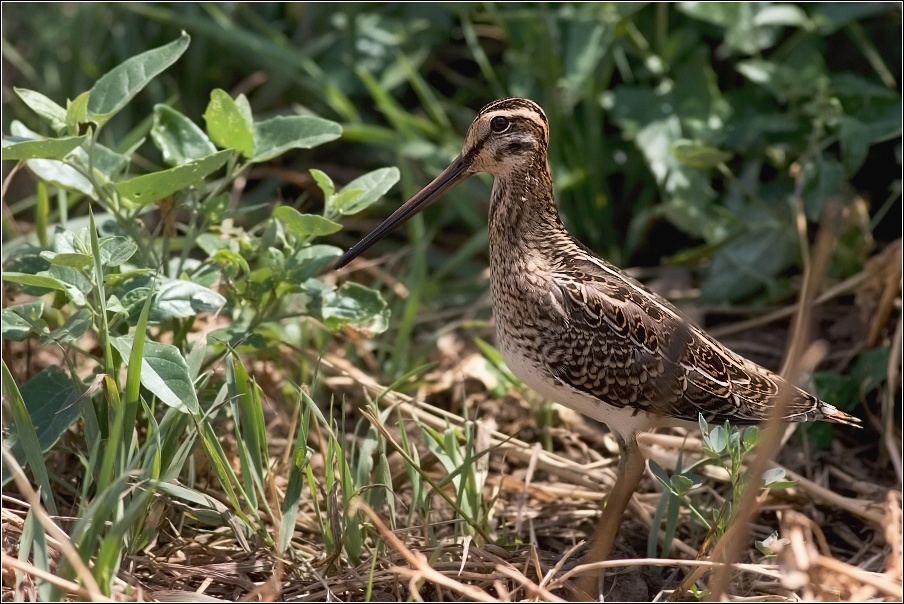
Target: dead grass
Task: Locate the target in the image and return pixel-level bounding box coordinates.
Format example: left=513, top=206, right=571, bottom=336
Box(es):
left=2, top=238, right=901, bottom=601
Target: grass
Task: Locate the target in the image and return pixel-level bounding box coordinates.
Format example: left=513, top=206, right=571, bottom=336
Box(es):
left=2, top=3, right=902, bottom=601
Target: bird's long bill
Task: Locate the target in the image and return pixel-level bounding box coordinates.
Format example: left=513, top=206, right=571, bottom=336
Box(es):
left=334, top=155, right=470, bottom=269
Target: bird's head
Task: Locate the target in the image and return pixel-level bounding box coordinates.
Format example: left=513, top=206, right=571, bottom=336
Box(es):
left=334, top=98, right=548, bottom=269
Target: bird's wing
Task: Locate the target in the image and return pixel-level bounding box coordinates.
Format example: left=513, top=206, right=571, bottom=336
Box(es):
left=546, top=254, right=855, bottom=426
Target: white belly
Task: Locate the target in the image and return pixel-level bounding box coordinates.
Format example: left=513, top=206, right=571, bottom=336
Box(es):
left=497, top=336, right=664, bottom=439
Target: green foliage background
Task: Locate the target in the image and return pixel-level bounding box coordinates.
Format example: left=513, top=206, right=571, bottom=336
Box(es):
left=1, top=4, right=900, bottom=600
left=6, top=3, right=899, bottom=272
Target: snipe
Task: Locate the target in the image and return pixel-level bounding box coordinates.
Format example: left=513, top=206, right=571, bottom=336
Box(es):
left=335, top=98, right=859, bottom=592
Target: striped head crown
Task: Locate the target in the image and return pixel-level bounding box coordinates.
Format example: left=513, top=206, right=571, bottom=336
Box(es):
left=460, top=98, right=550, bottom=175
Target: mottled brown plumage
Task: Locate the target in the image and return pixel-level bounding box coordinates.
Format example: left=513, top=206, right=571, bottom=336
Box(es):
left=335, top=98, right=859, bottom=582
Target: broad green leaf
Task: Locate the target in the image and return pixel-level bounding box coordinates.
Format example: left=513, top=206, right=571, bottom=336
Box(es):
left=235, top=94, right=254, bottom=126
left=66, top=91, right=90, bottom=135
left=701, top=207, right=796, bottom=303
left=115, top=149, right=231, bottom=206
left=814, top=3, right=895, bottom=34
left=286, top=245, right=342, bottom=283
left=679, top=3, right=782, bottom=54
left=329, top=167, right=400, bottom=216
left=313, top=281, right=389, bottom=335
left=670, top=474, right=695, bottom=496
left=42, top=252, right=93, bottom=269
left=671, top=140, right=732, bottom=169
left=326, top=188, right=364, bottom=214
left=706, top=425, right=727, bottom=454
left=210, top=249, right=250, bottom=276
left=70, top=141, right=130, bottom=179
left=41, top=231, right=138, bottom=269
left=252, top=115, right=342, bottom=163
left=274, top=206, right=342, bottom=238
left=1, top=301, right=45, bottom=341
left=110, top=336, right=200, bottom=413
left=150, top=279, right=226, bottom=321
left=42, top=308, right=93, bottom=344
left=151, top=104, right=217, bottom=166
left=2, top=365, right=79, bottom=500
left=802, top=154, right=844, bottom=219
left=48, top=264, right=93, bottom=296
left=310, top=168, right=335, bottom=199
left=99, top=236, right=138, bottom=267
left=14, top=88, right=67, bottom=132
left=1, top=135, right=86, bottom=161
left=762, top=467, right=787, bottom=486
left=88, top=32, right=190, bottom=126
left=21, top=364, right=80, bottom=451
left=840, top=102, right=903, bottom=175
left=207, top=327, right=267, bottom=351
left=2, top=272, right=71, bottom=293
left=204, top=89, right=254, bottom=157
left=1, top=311, right=34, bottom=341
left=753, top=4, right=809, bottom=27
left=831, top=72, right=899, bottom=100
left=51, top=226, right=90, bottom=254
left=8, top=121, right=94, bottom=195
left=26, top=159, right=95, bottom=197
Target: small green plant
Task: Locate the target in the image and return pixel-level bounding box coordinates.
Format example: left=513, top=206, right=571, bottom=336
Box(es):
left=647, top=415, right=795, bottom=560
left=2, top=32, right=397, bottom=596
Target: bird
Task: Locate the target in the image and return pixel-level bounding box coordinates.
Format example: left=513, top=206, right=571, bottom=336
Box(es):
left=334, top=97, right=860, bottom=592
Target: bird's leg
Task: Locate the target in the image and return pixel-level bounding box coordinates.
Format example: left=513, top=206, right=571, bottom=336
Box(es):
left=577, top=434, right=647, bottom=599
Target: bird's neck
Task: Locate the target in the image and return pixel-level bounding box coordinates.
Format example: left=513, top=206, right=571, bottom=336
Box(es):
left=487, top=156, right=567, bottom=253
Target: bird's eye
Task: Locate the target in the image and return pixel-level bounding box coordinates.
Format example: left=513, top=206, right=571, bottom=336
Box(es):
left=490, top=116, right=510, bottom=133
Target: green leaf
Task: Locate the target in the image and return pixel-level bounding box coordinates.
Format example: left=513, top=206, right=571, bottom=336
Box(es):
left=275, top=206, right=342, bottom=238
left=2, top=364, right=79, bottom=502
left=49, top=263, right=93, bottom=296
left=671, top=140, right=732, bottom=169
left=286, top=245, right=342, bottom=283
left=2, top=272, right=71, bottom=293
left=110, top=336, right=200, bottom=414
left=87, top=32, right=190, bottom=126
left=310, top=169, right=335, bottom=199
left=42, top=308, right=93, bottom=344
left=1, top=301, right=45, bottom=341
left=203, top=89, right=255, bottom=157
left=115, top=149, right=231, bottom=206
left=701, top=210, right=796, bottom=302
left=814, top=3, right=895, bottom=34
left=207, top=327, right=267, bottom=351
left=840, top=101, right=902, bottom=175
left=1, top=312, right=33, bottom=341
left=1, top=135, right=86, bottom=161
left=802, top=154, right=845, bottom=220
left=151, top=105, right=217, bottom=166
left=42, top=251, right=93, bottom=269
left=752, top=4, right=809, bottom=27
left=66, top=91, right=90, bottom=135
left=150, top=279, right=226, bottom=321
left=26, top=159, right=95, bottom=197
left=313, top=281, right=389, bottom=335
left=76, top=142, right=130, bottom=179
left=99, top=236, right=138, bottom=267
left=14, top=88, right=67, bottom=133
left=648, top=460, right=672, bottom=491
left=670, top=474, right=695, bottom=497
left=762, top=467, right=787, bottom=486
left=706, top=425, right=727, bottom=454
left=252, top=115, right=342, bottom=163
left=329, top=167, right=400, bottom=216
